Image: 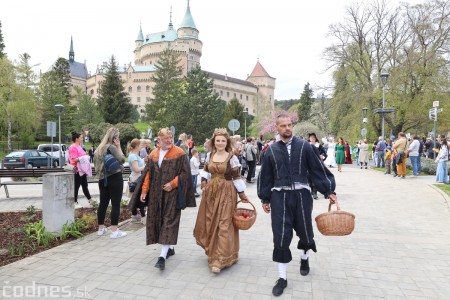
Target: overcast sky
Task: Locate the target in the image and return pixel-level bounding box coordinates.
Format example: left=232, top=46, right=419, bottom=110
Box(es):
left=1, top=0, right=421, bottom=100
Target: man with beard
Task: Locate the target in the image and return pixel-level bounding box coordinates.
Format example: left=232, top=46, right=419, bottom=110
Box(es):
left=131, top=128, right=196, bottom=270
left=257, top=114, right=337, bottom=296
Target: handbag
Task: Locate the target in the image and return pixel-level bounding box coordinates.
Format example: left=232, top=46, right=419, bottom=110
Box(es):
left=128, top=180, right=137, bottom=193
left=64, top=164, right=76, bottom=173
left=103, top=149, right=121, bottom=187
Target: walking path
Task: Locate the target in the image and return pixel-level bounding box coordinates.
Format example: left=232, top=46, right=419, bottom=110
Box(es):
left=1, top=164, right=450, bottom=299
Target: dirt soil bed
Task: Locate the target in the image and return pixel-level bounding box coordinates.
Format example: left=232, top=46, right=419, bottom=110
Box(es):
left=0, top=207, right=131, bottom=267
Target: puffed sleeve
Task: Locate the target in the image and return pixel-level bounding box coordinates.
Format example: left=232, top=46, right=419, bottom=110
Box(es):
left=230, top=155, right=245, bottom=192
left=200, top=152, right=211, bottom=180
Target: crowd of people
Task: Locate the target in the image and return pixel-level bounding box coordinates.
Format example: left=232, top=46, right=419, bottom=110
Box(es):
left=66, top=117, right=448, bottom=297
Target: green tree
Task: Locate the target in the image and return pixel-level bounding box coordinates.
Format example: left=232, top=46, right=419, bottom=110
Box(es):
left=52, top=57, right=71, bottom=101
left=37, top=70, right=72, bottom=138
left=222, top=98, right=246, bottom=137
left=115, top=123, right=141, bottom=151
left=16, top=53, right=38, bottom=89
left=72, top=86, right=103, bottom=132
left=97, top=55, right=135, bottom=124
left=82, top=122, right=112, bottom=146
left=297, top=82, right=314, bottom=122
left=0, top=21, right=5, bottom=59
left=144, top=48, right=183, bottom=129
left=175, top=66, right=225, bottom=142
left=0, top=57, right=40, bottom=151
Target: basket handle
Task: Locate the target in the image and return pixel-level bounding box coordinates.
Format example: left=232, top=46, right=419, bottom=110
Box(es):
left=328, top=200, right=341, bottom=212
left=236, top=200, right=257, bottom=212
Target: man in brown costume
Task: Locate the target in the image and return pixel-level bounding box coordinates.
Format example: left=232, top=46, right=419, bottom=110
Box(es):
left=132, top=127, right=195, bottom=270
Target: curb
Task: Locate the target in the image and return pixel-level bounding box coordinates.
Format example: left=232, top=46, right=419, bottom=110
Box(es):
left=429, top=183, right=450, bottom=210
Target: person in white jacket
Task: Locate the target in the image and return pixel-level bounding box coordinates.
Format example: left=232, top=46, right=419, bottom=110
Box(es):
left=190, top=149, right=200, bottom=197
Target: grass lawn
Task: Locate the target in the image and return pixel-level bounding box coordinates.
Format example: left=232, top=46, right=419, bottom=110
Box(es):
left=434, top=184, right=450, bottom=197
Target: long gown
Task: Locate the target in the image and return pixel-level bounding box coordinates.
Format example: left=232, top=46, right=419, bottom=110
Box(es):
left=345, top=143, right=353, bottom=164
left=324, top=142, right=337, bottom=167
left=193, top=152, right=245, bottom=270
left=335, top=143, right=346, bottom=164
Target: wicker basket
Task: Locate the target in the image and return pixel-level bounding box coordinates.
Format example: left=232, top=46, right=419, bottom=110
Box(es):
left=233, top=200, right=257, bottom=230
left=315, top=201, right=355, bottom=236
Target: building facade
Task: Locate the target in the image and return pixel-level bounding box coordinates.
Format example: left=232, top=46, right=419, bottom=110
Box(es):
left=83, top=3, right=275, bottom=117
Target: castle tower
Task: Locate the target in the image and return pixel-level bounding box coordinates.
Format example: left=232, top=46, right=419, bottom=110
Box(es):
left=69, top=36, right=75, bottom=63
left=247, top=60, right=276, bottom=113
left=177, top=0, right=202, bottom=74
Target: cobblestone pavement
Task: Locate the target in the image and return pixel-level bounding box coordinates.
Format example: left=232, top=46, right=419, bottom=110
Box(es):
left=1, top=164, right=449, bottom=299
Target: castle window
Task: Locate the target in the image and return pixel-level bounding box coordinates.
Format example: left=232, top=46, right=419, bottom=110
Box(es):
left=270, top=96, right=272, bottom=101
left=137, top=86, right=141, bottom=92
left=246, top=95, right=249, bottom=101
left=253, top=109, right=256, bottom=113
left=220, top=91, right=223, bottom=96
left=240, top=94, right=242, bottom=100
left=146, top=85, right=150, bottom=92
left=227, top=91, right=229, bottom=97
left=146, top=97, right=151, bottom=103
left=234, top=93, right=236, bottom=98
left=128, top=86, right=132, bottom=93
left=90, top=89, right=94, bottom=95
left=137, top=97, right=141, bottom=102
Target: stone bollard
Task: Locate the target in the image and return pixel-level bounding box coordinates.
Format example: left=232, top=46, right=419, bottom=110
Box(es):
left=42, top=172, right=74, bottom=235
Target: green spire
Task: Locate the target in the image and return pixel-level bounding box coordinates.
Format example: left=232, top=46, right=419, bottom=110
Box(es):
left=179, top=0, right=197, bottom=29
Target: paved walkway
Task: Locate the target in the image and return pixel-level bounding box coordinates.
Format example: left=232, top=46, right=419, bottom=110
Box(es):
left=1, top=164, right=450, bottom=299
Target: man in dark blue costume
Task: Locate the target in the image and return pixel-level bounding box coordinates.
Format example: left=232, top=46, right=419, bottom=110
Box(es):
left=257, top=113, right=337, bottom=296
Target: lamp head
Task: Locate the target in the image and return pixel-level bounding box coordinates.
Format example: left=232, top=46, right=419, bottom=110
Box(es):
left=362, top=107, right=368, bottom=117
left=380, top=71, right=389, bottom=87
left=54, top=104, right=64, bottom=114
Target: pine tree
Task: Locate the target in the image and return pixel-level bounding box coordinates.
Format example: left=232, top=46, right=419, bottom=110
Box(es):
left=297, top=82, right=314, bottom=122
left=176, top=66, right=225, bottom=142
left=0, top=21, right=6, bottom=58
left=52, top=57, right=72, bottom=101
left=97, top=56, right=135, bottom=124
left=144, top=48, right=183, bottom=129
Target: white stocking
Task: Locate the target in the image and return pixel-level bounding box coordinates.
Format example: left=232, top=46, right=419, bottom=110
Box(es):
left=160, top=245, right=170, bottom=258
left=278, top=263, right=287, bottom=280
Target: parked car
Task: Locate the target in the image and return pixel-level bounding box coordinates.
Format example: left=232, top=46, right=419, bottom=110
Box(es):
left=2, top=150, right=57, bottom=169
left=37, top=144, right=68, bottom=165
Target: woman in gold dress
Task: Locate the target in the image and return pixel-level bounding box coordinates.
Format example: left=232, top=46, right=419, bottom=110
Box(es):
left=193, top=128, right=249, bottom=273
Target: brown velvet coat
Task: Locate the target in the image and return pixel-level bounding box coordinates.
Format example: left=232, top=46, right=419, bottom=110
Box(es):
left=130, top=145, right=196, bottom=245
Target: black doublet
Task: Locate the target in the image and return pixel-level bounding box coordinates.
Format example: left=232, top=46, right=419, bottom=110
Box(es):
left=257, top=137, right=336, bottom=263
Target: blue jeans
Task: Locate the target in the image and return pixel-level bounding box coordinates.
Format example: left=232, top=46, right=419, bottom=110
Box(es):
left=410, top=156, right=419, bottom=176
left=192, top=174, right=198, bottom=193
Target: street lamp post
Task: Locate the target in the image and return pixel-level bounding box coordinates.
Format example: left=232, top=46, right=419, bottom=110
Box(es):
left=380, top=72, right=389, bottom=139
left=362, top=107, right=368, bottom=139
left=243, top=108, right=248, bottom=140
left=54, top=104, right=64, bottom=166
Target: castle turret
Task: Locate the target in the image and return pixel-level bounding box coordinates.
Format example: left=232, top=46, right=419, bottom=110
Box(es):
left=247, top=59, right=276, bottom=113
left=177, top=0, right=198, bottom=39
left=69, top=36, right=74, bottom=63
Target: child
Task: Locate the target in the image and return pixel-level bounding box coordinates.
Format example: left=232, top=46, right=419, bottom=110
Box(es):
left=385, top=146, right=392, bottom=175
left=190, top=149, right=200, bottom=197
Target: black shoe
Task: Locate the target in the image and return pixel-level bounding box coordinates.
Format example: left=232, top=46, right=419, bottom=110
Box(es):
left=154, top=257, right=165, bottom=270
left=167, top=248, right=175, bottom=259
left=300, top=258, right=310, bottom=276
left=272, top=278, right=287, bottom=296
left=313, top=194, right=318, bottom=200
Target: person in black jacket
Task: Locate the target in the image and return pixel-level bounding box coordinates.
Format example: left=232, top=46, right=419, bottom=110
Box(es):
left=257, top=114, right=337, bottom=297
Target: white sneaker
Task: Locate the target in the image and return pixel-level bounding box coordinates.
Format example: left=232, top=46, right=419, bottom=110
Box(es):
left=97, top=227, right=108, bottom=236
left=110, top=230, right=127, bottom=239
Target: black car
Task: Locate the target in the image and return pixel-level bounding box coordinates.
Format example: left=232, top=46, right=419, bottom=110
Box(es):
left=2, top=150, right=57, bottom=169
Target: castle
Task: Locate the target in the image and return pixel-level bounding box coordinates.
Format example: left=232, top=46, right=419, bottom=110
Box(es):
left=70, top=2, right=275, bottom=117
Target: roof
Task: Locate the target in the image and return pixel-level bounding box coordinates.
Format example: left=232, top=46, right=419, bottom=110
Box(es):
left=69, top=61, right=88, bottom=79
left=144, top=29, right=178, bottom=44
left=205, top=71, right=256, bottom=88
left=249, top=61, right=271, bottom=77
left=179, top=5, right=197, bottom=30
left=136, top=26, right=144, bottom=41
left=132, top=65, right=156, bottom=72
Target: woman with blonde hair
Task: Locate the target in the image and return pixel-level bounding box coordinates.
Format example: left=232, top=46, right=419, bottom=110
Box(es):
left=94, top=127, right=127, bottom=239
left=127, top=138, right=146, bottom=222
left=193, top=128, right=249, bottom=273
